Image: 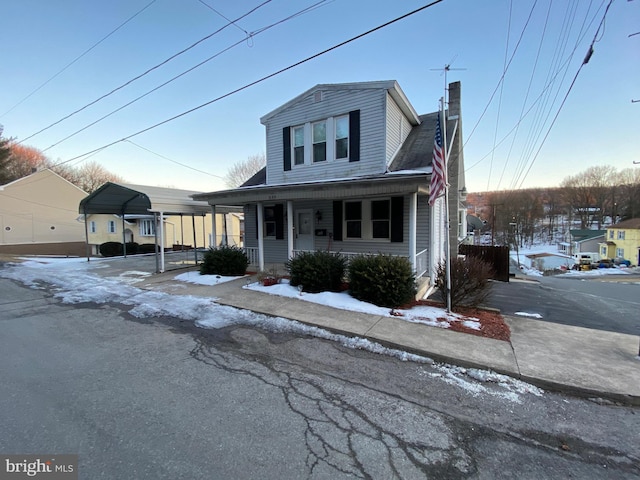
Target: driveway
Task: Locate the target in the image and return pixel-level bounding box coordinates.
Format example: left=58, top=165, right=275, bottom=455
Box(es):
left=487, top=272, right=640, bottom=336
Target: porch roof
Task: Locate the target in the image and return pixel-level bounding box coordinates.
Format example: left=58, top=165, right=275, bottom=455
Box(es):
left=192, top=171, right=431, bottom=205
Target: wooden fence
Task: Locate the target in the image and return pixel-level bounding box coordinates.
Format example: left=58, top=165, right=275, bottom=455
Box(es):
left=458, top=244, right=510, bottom=282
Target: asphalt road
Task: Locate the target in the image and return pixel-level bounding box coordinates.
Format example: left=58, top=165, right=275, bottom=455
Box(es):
left=1, top=276, right=639, bottom=479
left=486, top=273, right=640, bottom=336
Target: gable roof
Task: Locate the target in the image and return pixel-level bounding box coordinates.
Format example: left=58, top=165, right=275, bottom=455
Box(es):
left=0, top=168, right=87, bottom=194
left=570, top=229, right=606, bottom=241
left=609, top=218, right=640, bottom=230
left=260, top=80, right=420, bottom=126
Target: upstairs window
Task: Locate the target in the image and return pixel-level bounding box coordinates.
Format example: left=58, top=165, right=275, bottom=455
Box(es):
left=617, top=230, right=625, bottom=240
left=335, top=115, right=349, bottom=159
left=312, top=121, right=326, bottom=162
left=609, top=230, right=614, bottom=239
left=293, top=126, right=305, bottom=165
left=107, top=220, right=116, bottom=234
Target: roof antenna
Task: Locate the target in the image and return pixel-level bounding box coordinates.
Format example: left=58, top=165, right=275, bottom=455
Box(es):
left=430, top=55, right=466, bottom=107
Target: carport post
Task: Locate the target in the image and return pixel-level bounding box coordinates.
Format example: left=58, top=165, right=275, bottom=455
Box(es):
left=159, top=211, right=165, bottom=273
left=154, top=212, right=159, bottom=273
left=83, top=211, right=90, bottom=262
left=122, top=214, right=127, bottom=258
left=192, top=214, right=197, bottom=264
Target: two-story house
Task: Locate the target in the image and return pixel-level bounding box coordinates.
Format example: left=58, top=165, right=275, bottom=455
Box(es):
left=194, top=80, right=466, bottom=289
left=599, top=218, right=640, bottom=265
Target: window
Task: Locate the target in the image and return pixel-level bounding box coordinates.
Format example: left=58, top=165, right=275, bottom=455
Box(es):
left=264, top=206, right=277, bottom=238
left=609, top=230, right=614, bottom=239
left=616, top=248, right=624, bottom=258
left=601, top=246, right=607, bottom=256
left=335, top=116, right=349, bottom=159
left=293, top=126, right=305, bottom=165
left=345, top=201, right=362, bottom=238
left=312, top=121, right=326, bottom=162
left=89, top=221, right=96, bottom=234
left=107, top=220, right=116, bottom=234
left=371, top=200, right=390, bottom=239
left=140, top=219, right=155, bottom=236
left=617, top=230, right=625, bottom=240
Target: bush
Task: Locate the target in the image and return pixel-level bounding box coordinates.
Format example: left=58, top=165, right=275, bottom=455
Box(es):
left=200, top=245, right=249, bottom=276
left=99, top=242, right=139, bottom=257
left=99, top=242, right=122, bottom=257
left=435, top=256, right=494, bottom=309
left=348, top=254, right=416, bottom=309
left=138, top=243, right=157, bottom=254
left=285, top=251, right=347, bottom=293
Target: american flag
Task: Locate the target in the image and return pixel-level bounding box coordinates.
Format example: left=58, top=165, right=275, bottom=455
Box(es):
left=429, top=113, right=446, bottom=206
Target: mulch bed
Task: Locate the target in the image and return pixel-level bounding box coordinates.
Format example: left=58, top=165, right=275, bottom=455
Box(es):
left=402, top=299, right=511, bottom=342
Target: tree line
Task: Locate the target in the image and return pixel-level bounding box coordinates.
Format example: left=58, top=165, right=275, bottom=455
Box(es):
left=471, top=165, right=640, bottom=247
left=0, top=125, right=123, bottom=193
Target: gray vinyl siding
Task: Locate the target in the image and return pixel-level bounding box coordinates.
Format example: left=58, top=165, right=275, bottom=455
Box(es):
left=265, top=88, right=387, bottom=185
left=385, top=93, right=413, bottom=164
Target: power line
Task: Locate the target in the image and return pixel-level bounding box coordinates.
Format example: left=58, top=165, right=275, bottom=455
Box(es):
left=125, top=140, right=224, bottom=179
left=1, top=0, right=158, bottom=119
left=516, top=0, right=614, bottom=189
left=18, top=0, right=273, bottom=145
left=41, top=0, right=330, bottom=153
left=197, top=0, right=250, bottom=37
left=56, top=0, right=445, bottom=166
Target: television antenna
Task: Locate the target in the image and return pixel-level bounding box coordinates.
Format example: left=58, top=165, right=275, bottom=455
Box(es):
left=430, top=56, right=466, bottom=105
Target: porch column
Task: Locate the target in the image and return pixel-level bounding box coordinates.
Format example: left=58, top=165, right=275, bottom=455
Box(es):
left=159, top=211, right=165, bottom=273
left=287, top=200, right=294, bottom=260
left=192, top=214, right=198, bottom=264
left=409, top=192, right=417, bottom=273
left=154, top=212, right=159, bottom=273
left=211, top=206, right=217, bottom=247
left=257, top=202, right=265, bottom=272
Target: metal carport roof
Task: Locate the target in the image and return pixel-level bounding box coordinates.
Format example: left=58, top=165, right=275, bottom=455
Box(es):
left=79, top=182, right=212, bottom=216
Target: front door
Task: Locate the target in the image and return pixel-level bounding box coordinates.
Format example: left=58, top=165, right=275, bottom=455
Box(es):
left=295, top=209, right=314, bottom=252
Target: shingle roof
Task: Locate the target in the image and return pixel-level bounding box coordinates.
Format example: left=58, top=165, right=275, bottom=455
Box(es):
left=610, top=218, right=640, bottom=229
left=241, top=168, right=267, bottom=187
left=388, top=113, right=438, bottom=172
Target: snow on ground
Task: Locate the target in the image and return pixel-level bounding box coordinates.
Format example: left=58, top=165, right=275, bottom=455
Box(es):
left=0, top=256, right=542, bottom=403
left=243, top=279, right=477, bottom=330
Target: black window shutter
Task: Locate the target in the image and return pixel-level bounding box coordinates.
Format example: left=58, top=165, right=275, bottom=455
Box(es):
left=349, top=110, right=360, bottom=162
left=275, top=203, right=284, bottom=240
left=283, top=127, right=291, bottom=171
left=254, top=204, right=259, bottom=239
left=390, top=196, right=404, bottom=243
left=333, top=201, right=343, bottom=241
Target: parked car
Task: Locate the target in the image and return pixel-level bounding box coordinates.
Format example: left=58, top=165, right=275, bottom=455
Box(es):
left=594, top=258, right=613, bottom=269
left=613, top=257, right=631, bottom=267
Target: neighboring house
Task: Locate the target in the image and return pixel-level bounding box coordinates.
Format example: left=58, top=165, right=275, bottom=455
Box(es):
left=599, top=218, right=640, bottom=265
left=525, top=252, right=572, bottom=272
left=194, top=80, right=467, bottom=292
left=0, top=169, right=88, bottom=256
left=558, top=229, right=605, bottom=256
left=80, top=183, right=243, bottom=272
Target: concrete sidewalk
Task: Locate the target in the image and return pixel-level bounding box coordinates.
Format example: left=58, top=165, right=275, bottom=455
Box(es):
left=134, top=268, right=640, bottom=406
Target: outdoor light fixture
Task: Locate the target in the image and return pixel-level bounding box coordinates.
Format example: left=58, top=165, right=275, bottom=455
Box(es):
left=315, top=210, right=322, bottom=223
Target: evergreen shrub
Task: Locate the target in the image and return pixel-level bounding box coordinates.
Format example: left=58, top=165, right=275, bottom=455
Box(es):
left=285, top=251, right=346, bottom=293
left=200, top=245, right=249, bottom=276
left=348, top=254, right=416, bottom=308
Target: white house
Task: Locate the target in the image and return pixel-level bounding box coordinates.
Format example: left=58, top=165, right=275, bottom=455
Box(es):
left=193, top=80, right=467, bottom=293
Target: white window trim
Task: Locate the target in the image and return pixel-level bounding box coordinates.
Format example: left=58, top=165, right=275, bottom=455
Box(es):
left=291, top=115, right=350, bottom=168
left=139, top=219, right=155, bottom=237
left=344, top=199, right=391, bottom=242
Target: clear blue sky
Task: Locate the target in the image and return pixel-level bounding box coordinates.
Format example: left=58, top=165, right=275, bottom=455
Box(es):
left=1, top=0, right=638, bottom=193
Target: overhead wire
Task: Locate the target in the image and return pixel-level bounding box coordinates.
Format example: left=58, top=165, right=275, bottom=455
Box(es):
left=53, top=0, right=445, bottom=166
left=0, top=0, right=158, bottom=119
left=515, top=0, right=614, bottom=189
left=18, top=0, right=273, bottom=145
left=125, top=140, right=224, bottom=179
left=40, top=0, right=330, bottom=153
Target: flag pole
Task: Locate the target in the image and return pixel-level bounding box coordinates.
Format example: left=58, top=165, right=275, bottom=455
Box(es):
left=441, top=97, right=452, bottom=313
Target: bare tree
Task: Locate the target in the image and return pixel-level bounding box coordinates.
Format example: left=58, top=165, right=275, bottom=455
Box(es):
left=71, top=160, right=124, bottom=193
left=560, top=166, right=616, bottom=229
left=224, top=153, right=266, bottom=188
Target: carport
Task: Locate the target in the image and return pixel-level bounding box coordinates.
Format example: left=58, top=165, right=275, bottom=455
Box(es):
left=79, top=182, right=217, bottom=273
